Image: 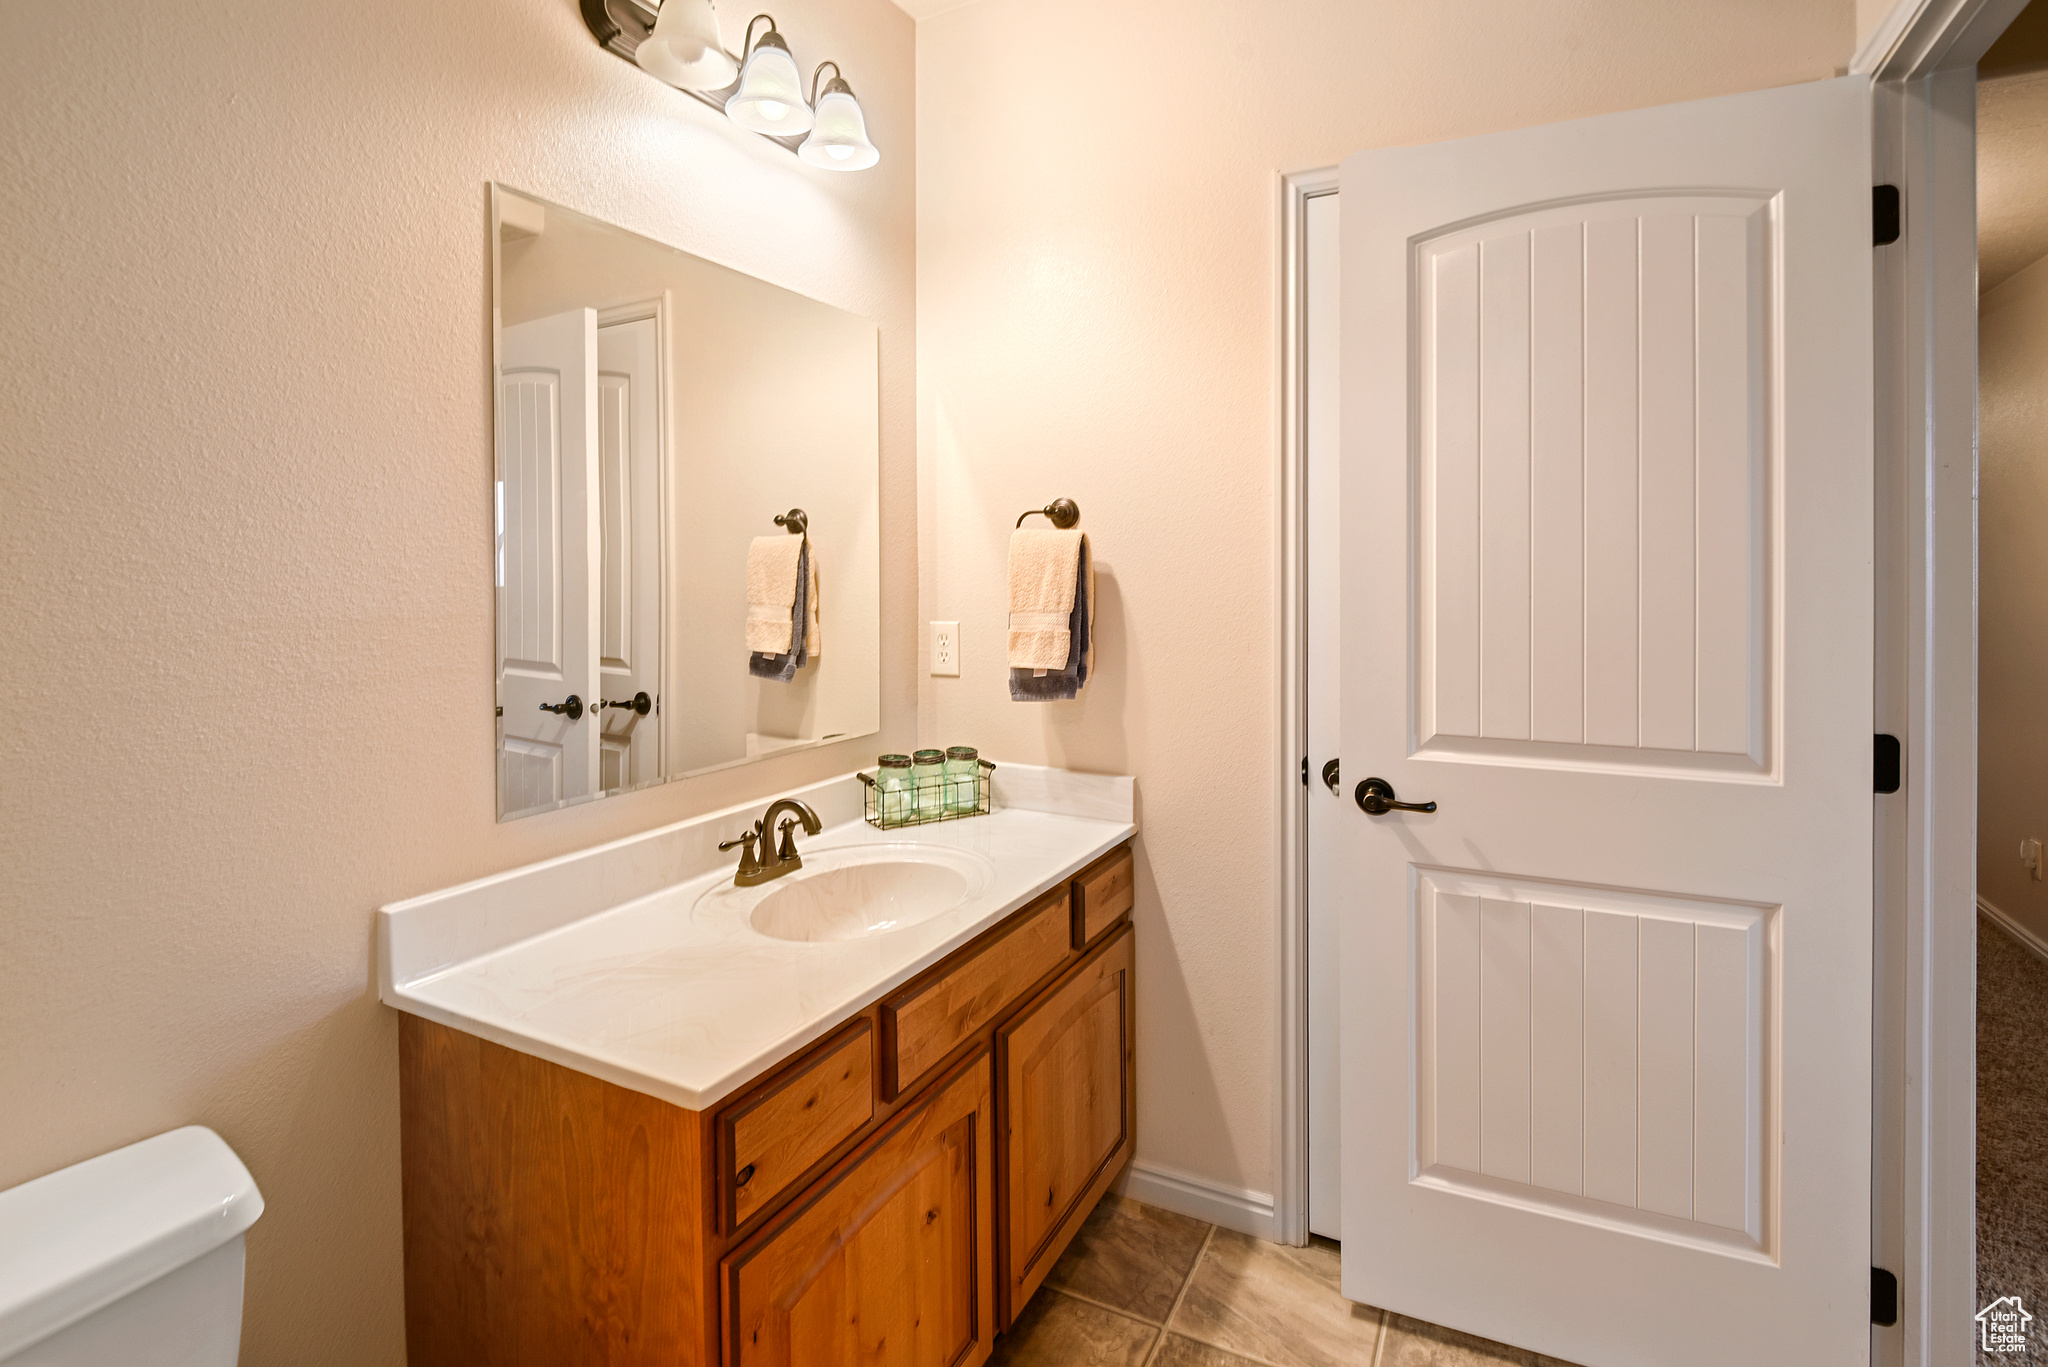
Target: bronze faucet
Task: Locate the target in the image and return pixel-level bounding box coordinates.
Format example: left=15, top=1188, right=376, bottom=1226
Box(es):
left=718, top=798, right=824, bottom=887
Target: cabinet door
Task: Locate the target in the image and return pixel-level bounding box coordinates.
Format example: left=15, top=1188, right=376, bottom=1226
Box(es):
left=995, top=923, right=1136, bottom=1325
left=723, top=1050, right=994, bottom=1367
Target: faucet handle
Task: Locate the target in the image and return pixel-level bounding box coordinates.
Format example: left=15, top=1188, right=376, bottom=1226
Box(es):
left=776, top=817, right=800, bottom=862
left=718, top=825, right=762, bottom=872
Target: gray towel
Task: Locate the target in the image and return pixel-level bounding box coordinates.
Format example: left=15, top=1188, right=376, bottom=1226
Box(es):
left=1010, top=538, right=1090, bottom=701
left=750, top=541, right=810, bottom=682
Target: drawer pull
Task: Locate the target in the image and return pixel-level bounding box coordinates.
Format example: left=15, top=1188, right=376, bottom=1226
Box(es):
left=736, top=1163, right=756, bottom=1188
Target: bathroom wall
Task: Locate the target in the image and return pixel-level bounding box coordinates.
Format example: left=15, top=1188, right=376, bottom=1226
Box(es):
left=915, top=0, right=1853, bottom=1215
left=0, top=1, right=913, bottom=1362
left=1979, top=252, right=2048, bottom=941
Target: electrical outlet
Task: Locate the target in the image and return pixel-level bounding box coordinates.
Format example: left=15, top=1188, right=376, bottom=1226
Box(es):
left=930, top=621, right=960, bottom=676
left=2024, top=838, right=2043, bottom=882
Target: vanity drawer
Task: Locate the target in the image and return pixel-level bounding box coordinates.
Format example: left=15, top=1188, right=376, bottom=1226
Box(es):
left=881, top=887, right=1072, bottom=1100
left=719, top=1020, right=875, bottom=1230
left=1072, top=845, right=1134, bottom=949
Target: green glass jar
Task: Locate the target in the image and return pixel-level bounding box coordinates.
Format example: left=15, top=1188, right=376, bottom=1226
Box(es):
left=911, top=750, right=947, bottom=817
left=876, top=754, right=913, bottom=827
left=944, top=746, right=981, bottom=813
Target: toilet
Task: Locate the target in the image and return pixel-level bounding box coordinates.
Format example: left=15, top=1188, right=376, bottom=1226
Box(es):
left=0, top=1127, right=264, bottom=1366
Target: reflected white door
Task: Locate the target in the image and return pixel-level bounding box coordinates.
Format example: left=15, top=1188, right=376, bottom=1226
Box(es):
left=596, top=311, right=663, bottom=792
left=1339, top=78, right=1873, bottom=1365
left=497, top=308, right=599, bottom=816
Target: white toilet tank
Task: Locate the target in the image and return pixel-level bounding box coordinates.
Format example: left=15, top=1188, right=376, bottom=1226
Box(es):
left=0, top=1127, right=264, bottom=1366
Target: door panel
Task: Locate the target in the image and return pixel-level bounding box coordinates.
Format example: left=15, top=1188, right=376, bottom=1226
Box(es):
left=1413, top=872, right=1768, bottom=1255
left=1416, top=196, right=1769, bottom=776
left=595, top=311, right=663, bottom=791
left=1340, top=76, right=1872, bottom=1366
left=496, top=308, right=599, bottom=816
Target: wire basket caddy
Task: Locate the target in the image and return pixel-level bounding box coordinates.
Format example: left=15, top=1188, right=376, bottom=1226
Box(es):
left=857, top=758, right=995, bottom=829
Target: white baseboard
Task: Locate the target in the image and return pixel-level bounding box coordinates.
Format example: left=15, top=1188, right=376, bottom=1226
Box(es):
left=1116, top=1161, right=1280, bottom=1242
left=1978, top=894, right=2048, bottom=965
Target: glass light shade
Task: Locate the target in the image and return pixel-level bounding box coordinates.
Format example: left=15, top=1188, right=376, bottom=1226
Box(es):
left=726, top=32, right=813, bottom=135
left=798, top=83, right=879, bottom=171
left=636, top=0, right=738, bottom=91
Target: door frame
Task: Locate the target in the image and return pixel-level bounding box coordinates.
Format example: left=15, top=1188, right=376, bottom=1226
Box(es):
left=1858, top=1, right=2022, bottom=1360
left=1274, top=9, right=2013, bottom=1357
left=1273, top=165, right=1338, bottom=1248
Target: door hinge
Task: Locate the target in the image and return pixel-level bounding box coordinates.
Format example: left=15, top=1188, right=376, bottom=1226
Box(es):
left=1874, top=184, right=1901, bottom=246
left=1301, top=756, right=1308, bottom=787
left=1872, top=1267, right=1900, bottom=1326
left=1875, top=734, right=1902, bottom=794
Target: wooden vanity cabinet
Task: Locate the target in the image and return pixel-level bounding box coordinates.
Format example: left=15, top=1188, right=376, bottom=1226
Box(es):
left=397, top=840, right=1136, bottom=1367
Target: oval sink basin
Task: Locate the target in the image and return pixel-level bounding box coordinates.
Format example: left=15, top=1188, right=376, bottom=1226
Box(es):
left=751, top=860, right=971, bottom=942
left=694, top=843, right=997, bottom=943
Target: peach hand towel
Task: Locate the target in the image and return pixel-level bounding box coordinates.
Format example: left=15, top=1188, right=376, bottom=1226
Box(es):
left=1007, top=529, right=1084, bottom=670
left=745, top=535, right=805, bottom=655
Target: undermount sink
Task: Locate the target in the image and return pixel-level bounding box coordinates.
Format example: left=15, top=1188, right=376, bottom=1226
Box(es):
left=697, top=843, right=997, bottom=943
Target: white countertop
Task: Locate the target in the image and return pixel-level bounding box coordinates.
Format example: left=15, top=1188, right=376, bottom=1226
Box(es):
left=377, top=765, right=1134, bottom=1111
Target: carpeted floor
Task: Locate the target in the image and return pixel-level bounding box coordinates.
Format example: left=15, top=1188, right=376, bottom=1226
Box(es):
left=1979, top=911, right=2048, bottom=1361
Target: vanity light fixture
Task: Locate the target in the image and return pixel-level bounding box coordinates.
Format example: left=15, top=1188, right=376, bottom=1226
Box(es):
left=635, top=0, right=738, bottom=92
left=726, top=15, right=814, bottom=136
left=798, top=63, right=880, bottom=171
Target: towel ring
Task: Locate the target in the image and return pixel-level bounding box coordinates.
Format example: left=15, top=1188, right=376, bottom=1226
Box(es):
left=774, top=508, right=808, bottom=536
left=1016, top=498, right=1080, bottom=530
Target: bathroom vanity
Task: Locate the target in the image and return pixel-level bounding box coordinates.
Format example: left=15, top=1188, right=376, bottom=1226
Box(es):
left=380, top=765, right=1135, bottom=1366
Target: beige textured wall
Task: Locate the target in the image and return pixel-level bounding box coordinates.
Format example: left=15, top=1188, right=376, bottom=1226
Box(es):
left=916, top=0, right=1853, bottom=1201
left=0, top=0, right=913, bottom=1362
left=1979, top=252, right=2048, bottom=938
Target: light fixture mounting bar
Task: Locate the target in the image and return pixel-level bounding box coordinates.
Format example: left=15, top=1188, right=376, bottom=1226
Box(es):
left=577, top=0, right=805, bottom=154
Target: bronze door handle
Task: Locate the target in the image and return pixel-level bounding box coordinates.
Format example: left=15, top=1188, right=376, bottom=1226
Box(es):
left=1355, top=778, right=1436, bottom=815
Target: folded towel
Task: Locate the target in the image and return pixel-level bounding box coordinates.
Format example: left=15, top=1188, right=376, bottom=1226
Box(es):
left=1010, top=534, right=1092, bottom=702
left=750, top=541, right=818, bottom=682
left=1007, top=529, right=1084, bottom=669
left=746, top=535, right=806, bottom=655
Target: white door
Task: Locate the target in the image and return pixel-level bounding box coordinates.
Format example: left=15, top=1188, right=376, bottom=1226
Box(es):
left=497, top=308, right=600, bottom=816
left=1339, top=77, right=1873, bottom=1367
left=595, top=310, right=663, bottom=792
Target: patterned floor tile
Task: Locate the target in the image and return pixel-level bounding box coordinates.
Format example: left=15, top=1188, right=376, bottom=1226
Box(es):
left=987, top=1289, right=1157, bottom=1367
left=1166, top=1230, right=1383, bottom=1367
left=1046, top=1193, right=1214, bottom=1323
left=1149, top=1331, right=1274, bottom=1367
left=1379, top=1314, right=1539, bottom=1367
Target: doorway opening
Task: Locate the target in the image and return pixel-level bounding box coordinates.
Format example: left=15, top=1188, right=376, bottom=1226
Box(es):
left=1973, top=0, right=2048, bottom=1334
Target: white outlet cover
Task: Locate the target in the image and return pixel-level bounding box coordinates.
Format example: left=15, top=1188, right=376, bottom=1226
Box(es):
left=930, top=621, right=960, bottom=676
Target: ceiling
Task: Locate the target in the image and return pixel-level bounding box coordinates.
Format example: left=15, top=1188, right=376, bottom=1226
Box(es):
left=1979, top=63, right=2048, bottom=293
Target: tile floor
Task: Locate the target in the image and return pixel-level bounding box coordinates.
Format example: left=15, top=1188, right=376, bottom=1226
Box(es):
left=991, top=1194, right=1584, bottom=1367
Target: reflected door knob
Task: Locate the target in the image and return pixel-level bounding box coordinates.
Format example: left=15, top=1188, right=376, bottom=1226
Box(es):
left=538, top=694, right=584, bottom=720
left=1355, top=777, right=1436, bottom=815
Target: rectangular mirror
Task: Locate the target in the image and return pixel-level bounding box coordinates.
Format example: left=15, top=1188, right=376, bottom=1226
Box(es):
left=492, top=186, right=880, bottom=821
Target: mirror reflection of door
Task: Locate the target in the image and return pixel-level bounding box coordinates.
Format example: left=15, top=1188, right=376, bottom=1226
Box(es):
left=497, top=307, right=600, bottom=817
left=595, top=307, right=663, bottom=792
